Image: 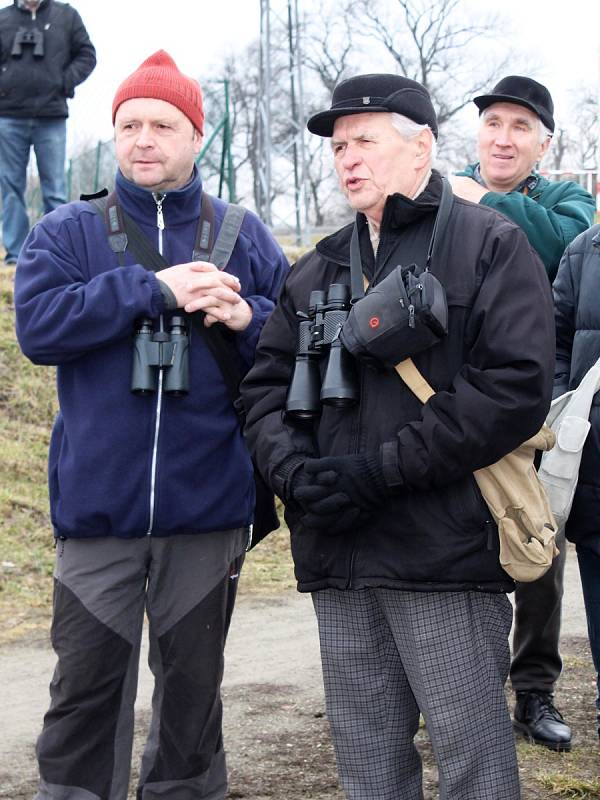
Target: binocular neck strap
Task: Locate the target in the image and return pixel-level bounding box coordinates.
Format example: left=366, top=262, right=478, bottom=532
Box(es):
left=425, top=177, right=453, bottom=269
left=349, top=177, right=454, bottom=303
left=349, top=224, right=366, bottom=303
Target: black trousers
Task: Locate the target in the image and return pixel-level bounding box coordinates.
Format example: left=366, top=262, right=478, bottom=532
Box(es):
left=510, top=526, right=567, bottom=693
left=35, top=530, right=246, bottom=800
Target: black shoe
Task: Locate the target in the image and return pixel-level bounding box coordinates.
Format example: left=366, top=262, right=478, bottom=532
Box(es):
left=513, top=691, right=572, bottom=752
left=4, top=256, right=17, bottom=266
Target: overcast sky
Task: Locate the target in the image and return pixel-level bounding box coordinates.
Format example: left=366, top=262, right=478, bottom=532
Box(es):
left=31, top=0, right=599, bottom=154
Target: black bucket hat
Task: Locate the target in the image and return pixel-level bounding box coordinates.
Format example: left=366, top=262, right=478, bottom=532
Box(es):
left=307, top=73, right=438, bottom=138
left=473, top=75, right=555, bottom=133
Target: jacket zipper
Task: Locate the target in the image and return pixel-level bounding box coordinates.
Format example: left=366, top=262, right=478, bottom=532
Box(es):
left=146, top=192, right=166, bottom=535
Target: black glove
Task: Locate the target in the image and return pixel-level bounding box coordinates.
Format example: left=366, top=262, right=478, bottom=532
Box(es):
left=294, top=453, right=390, bottom=534
left=273, top=454, right=319, bottom=511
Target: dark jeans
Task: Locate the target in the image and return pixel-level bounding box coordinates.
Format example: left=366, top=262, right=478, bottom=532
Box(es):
left=576, top=542, right=600, bottom=736
left=0, top=117, right=66, bottom=261
left=510, top=526, right=567, bottom=693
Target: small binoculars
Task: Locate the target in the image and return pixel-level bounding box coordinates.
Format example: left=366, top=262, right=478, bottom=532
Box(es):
left=131, top=316, right=189, bottom=396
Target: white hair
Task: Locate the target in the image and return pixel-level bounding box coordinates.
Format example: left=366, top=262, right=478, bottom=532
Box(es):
left=389, top=112, right=437, bottom=162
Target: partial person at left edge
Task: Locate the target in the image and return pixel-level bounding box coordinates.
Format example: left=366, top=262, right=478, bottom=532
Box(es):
left=0, top=0, right=96, bottom=265
left=14, top=49, right=288, bottom=800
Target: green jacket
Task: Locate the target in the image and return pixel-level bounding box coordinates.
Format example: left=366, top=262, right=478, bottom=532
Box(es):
left=457, top=164, right=595, bottom=281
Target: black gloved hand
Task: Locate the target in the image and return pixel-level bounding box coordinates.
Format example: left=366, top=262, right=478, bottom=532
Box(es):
left=294, top=453, right=389, bottom=535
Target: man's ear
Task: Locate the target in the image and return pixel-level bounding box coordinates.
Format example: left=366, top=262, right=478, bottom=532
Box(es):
left=538, top=135, right=552, bottom=164
left=415, top=129, right=433, bottom=164
left=193, top=128, right=204, bottom=155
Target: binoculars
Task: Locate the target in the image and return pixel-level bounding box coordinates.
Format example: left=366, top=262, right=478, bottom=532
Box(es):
left=131, top=316, right=189, bottom=396
left=11, top=27, right=44, bottom=57
left=286, top=283, right=358, bottom=421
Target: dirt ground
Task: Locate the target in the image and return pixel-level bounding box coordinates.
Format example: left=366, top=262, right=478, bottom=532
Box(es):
left=1, top=549, right=599, bottom=799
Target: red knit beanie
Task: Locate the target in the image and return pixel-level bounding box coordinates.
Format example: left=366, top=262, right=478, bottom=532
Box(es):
left=112, top=50, right=204, bottom=134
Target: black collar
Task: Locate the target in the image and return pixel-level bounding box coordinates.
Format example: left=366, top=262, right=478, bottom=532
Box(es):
left=316, top=170, right=444, bottom=269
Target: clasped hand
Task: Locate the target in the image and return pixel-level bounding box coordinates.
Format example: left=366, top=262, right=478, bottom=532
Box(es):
left=291, top=454, right=389, bottom=535
left=157, top=261, right=252, bottom=331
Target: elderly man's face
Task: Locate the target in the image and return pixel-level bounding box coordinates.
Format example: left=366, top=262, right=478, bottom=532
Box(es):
left=331, top=112, right=430, bottom=226
left=478, top=102, right=551, bottom=193
left=114, top=98, right=202, bottom=193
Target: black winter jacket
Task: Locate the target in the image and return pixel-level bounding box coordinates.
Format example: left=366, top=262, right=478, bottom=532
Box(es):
left=242, top=172, right=555, bottom=593
left=0, top=0, right=95, bottom=118
left=553, top=225, right=600, bottom=553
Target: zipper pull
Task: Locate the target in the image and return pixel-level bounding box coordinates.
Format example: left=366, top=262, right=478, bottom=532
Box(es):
left=153, top=193, right=165, bottom=231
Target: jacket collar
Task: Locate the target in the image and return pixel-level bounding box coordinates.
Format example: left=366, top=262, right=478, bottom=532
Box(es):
left=115, top=166, right=204, bottom=228
left=316, top=169, right=444, bottom=267
left=470, top=162, right=540, bottom=195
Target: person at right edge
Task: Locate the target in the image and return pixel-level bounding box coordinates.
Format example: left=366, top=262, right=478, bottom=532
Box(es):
left=553, top=223, right=600, bottom=742
left=451, top=75, right=595, bottom=752
left=242, top=73, right=555, bottom=799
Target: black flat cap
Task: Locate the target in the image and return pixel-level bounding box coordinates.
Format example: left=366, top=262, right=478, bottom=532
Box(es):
left=307, top=73, right=438, bottom=138
left=474, top=75, right=555, bottom=133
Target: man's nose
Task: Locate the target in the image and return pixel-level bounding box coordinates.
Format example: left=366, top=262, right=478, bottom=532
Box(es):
left=494, top=127, right=512, bottom=147
left=134, top=124, right=155, bottom=148
left=341, top=144, right=361, bottom=169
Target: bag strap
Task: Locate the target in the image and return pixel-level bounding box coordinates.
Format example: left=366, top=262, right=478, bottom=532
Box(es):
left=187, top=199, right=247, bottom=418
left=349, top=177, right=454, bottom=303
left=395, top=359, right=435, bottom=404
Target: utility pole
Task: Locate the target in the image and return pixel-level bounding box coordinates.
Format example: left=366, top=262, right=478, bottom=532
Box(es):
left=258, top=0, right=311, bottom=245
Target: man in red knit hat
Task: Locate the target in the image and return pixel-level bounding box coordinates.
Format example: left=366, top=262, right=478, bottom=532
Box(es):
left=15, top=51, right=288, bottom=800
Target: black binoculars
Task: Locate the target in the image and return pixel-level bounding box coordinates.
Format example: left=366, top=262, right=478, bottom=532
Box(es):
left=11, top=27, right=44, bottom=57
left=131, top=316, right=189, bottom=396
left=286, top=283, right=358, bottom=421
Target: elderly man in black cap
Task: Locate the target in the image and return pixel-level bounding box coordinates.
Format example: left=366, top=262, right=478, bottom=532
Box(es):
left=242, top=73, right=555, bottom=799
left=452, top=76, right=595, bottom=754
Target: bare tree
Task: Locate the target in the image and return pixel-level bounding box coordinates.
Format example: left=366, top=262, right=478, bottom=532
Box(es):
left=349, top=0, right=510, bottom=130
left=299, top=3, right=362, bottom=225
left=549, top=128, right=572, bottom=171
left=301, top=6, right=357, bottom=96
left=570, top=85, right=599, bottom=169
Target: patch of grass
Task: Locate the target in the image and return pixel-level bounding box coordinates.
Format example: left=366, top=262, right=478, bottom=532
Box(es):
left=240, top=517, right=296, bottom=595
left=0, top=268, right=57, bottom=643
left=536, top=772, right=600, bottom=798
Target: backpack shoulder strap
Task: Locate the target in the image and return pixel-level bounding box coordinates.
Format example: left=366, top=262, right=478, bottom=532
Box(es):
left=208, top=199, right=247, bottom=269
left=85, top=189, right=128, bottom=265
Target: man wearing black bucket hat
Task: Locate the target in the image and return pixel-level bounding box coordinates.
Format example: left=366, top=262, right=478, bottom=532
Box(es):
left=452, top=76, right=595, bottom=754
left=242, top=73, right=555, bottom=799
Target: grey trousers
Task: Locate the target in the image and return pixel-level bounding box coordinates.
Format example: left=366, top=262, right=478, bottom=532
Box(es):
left=34, top=530, right=246, bottom=800
left=313, top=588, right=520, bottom=800
left=510, top=526, right=567, bottom=693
